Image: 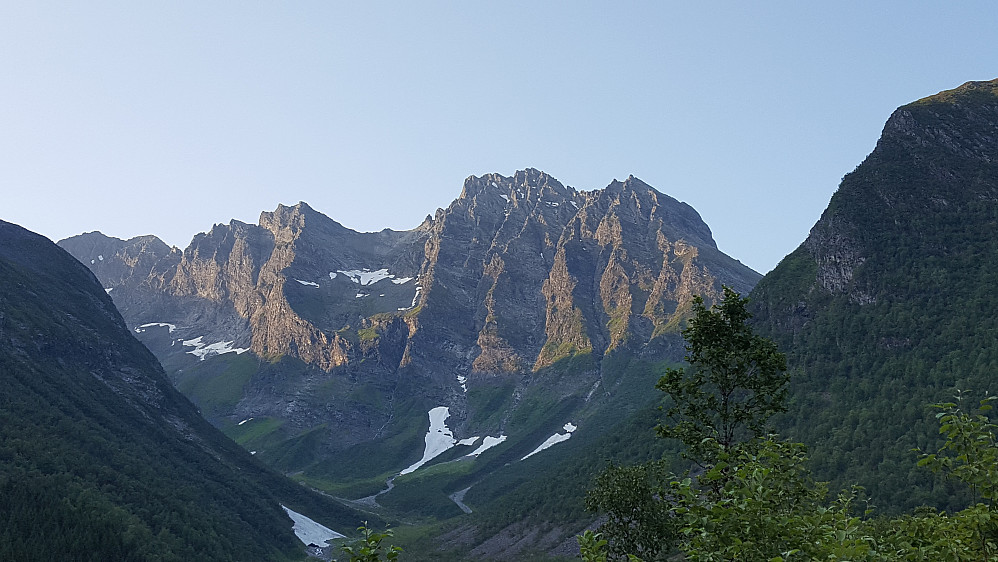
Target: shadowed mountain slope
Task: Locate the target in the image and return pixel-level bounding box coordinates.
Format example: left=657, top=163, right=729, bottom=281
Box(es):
left=750, top=79, right=998, bottom=512
left=0, top=219, right=374, bottom=561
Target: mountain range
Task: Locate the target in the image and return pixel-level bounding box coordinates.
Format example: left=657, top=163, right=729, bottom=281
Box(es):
left=4, top=77, right=997, bottom=559
left=58, top=169, right=759, bottom=557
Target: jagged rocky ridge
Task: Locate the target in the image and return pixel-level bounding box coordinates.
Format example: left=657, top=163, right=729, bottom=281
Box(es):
left=61, top=170, right=759, bottom=473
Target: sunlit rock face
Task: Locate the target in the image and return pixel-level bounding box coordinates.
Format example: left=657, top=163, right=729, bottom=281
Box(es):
left=60, top=169, right=759, bottom=459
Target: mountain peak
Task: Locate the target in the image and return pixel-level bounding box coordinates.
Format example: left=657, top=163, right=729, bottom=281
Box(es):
left=876, top=78, right=998, bottom=166
left=459, top=168, right=576, bottom=203
left=259, top=200, right=347, bottom=236
left=911, top=78, right=998, bottom=106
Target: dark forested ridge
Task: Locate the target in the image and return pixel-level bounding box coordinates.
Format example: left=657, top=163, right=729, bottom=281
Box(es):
left=751, top=79, right=998, bottom=512
left=0, top=220, right=373, bottom=561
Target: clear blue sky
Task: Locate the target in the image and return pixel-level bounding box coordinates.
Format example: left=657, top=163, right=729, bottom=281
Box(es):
left=2, top=2, right=996, bottom=273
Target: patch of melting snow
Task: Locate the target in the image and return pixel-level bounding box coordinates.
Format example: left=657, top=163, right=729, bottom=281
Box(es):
left=182, top=336, right=250, bottom=360
left=457, top=436, right=480, bottom=446
left=398, top=285, right=422, bottom=311
left=392, top=277, right=414, bottom=284
left=401, top=406, right=457, bottom=475
left=238, top=417, right=254, bottom=426
left=295, top=279, right=320, bottom=287
left=328, top=272, right=338, bottom=279
left=105, top=288, right=113, bottom=293
left=467, top=435, right=507, bottom=457
left=457, top=374, right=467, bottom=392
left=337, top=268, right=394, bottom=286
left=521, top=423, right=577, bottom=461
left=355, top=293, right=366, bottom=298
left=499, top=193, right=510, bottom=203
left=570, top=200, right=579, bottom=209
left=282, top=505, right=345, bottom=547
left=98, top=255, right=103, bottom=261
left=136, top=322, right=177, bottom=334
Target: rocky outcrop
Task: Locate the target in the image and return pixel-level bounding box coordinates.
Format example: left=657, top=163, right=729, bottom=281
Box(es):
left=756, top=79, right=998, bottom=324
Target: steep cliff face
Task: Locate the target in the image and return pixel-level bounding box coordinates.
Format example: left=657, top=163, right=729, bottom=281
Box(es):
left=60, top=171, right=759, bottom=470
left=750, top=79, right=998, bottom=511
left=755, top=79, right=998, bottom=330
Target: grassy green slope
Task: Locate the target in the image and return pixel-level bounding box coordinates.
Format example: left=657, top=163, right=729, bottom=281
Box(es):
left=388, top=353, right=682, bottom=560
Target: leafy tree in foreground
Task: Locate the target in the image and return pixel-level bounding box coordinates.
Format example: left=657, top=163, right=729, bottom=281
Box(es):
left=583, top=461, right=678, bottom=560
left=584, top=289, right=998, bottom=560
left=587, top=288, right=791, bottom=559
left=585, top=395, right=998, bottom=561
left=655, top=286, right=789, bottom=466
left=667, top=437, right=873, bottom=561
left=339, top=523, right=401, bottom=562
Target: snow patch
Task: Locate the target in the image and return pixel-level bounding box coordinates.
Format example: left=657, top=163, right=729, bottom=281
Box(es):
left=337, top=268, right=393, bottom=286
left=105, top=288, right=113, bottom=293
left=520, top=423, right=577, bottom=461
left=401, top=406, right=457, bottom=475
left=238, top=417, right=254, bottom=426
left=136, top=322, right=177, bottom=334
left=90, top=259, right=94, bottom=264
left=399, top=285, right=422, bottom=311
left=570, top=201, right=579, bottom=209
left=282, top=505, right=345, bottom=547
left=457, top=436, right=480, bottom=446
left=499, top=193, right=510, bottom=203
left=457, top=374, right=467, bottom=392
left=98, top=255, right=103, bottom=261
left=355, top=293, right=366, bottom=298
left=295, top=279, right=320, bottom=287
left=328, top=272, right=338, bottom=279
left=467, top=435, right=507, bottom=457
left=392, top=277, right=414, bottom=285
left=182, top=336, right=250, bottom=360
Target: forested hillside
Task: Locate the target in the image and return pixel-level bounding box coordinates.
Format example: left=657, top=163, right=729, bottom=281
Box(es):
left=0, top=220, right=374, bottom=561
left=751, top=79, right=998, bottom=512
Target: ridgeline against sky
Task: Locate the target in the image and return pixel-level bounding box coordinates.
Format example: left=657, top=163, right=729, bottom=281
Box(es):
left=2, top=4, right=997, bottom=273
